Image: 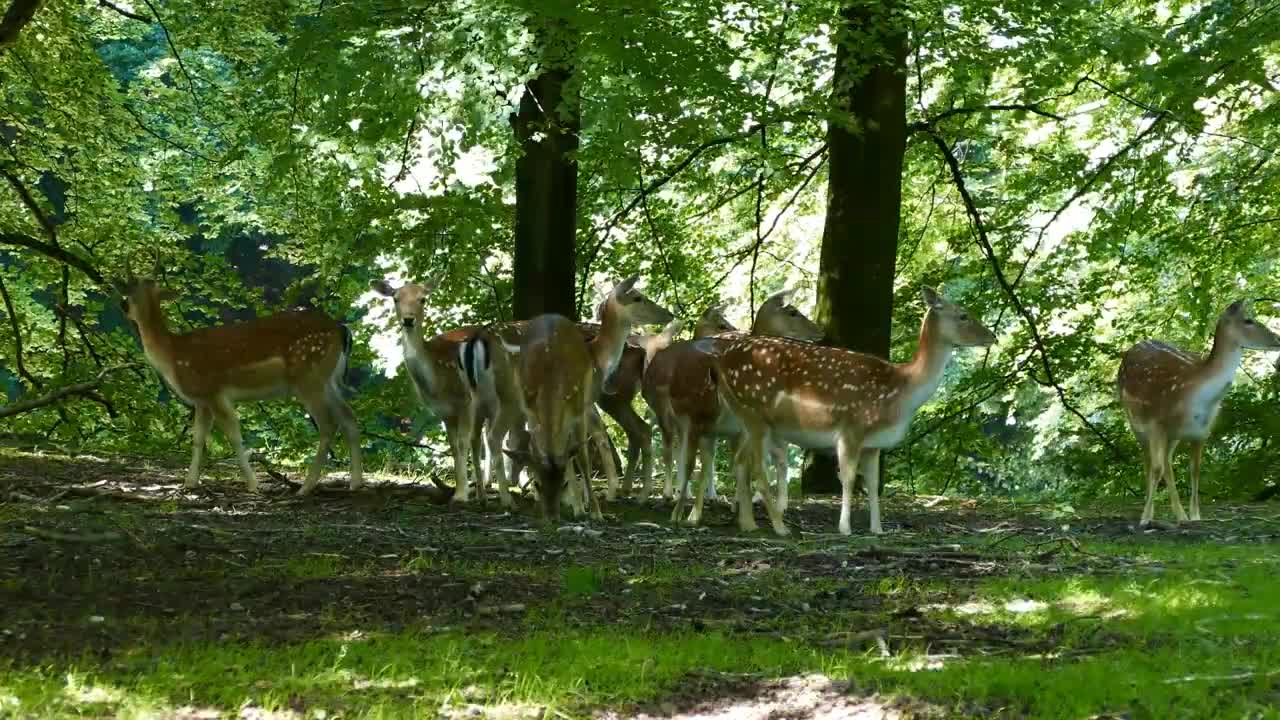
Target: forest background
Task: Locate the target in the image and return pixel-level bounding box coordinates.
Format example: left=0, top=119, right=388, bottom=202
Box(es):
left=3, top=0, right=1280, bottom=502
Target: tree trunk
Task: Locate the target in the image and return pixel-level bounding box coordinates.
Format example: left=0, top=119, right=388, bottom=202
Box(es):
left=801, top=1, right=908, bottom=495
left=511, top=20, right=579, bottom=321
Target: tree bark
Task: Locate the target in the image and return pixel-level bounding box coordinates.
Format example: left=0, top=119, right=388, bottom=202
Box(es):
left=801, top=0, right=908, bottom=495
left=0, top=0, right=43, bottom=48
left=511, top=19, right=579, bottom=321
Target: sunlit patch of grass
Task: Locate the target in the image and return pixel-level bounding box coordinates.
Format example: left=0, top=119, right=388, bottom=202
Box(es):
left=252, top=554, right=351, bottom=580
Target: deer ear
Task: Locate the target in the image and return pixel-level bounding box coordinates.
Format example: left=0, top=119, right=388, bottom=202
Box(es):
left=615, top=274, right=640, bottom=295
left=1227, top=300, right=1247, bottom=316
left=764, top=288, right=794, bottom=306
left=420, top=276, right=443, bottom=294
left=921, top=287, right=943, bottom=308
left=370, top=279, right=398, bottom=297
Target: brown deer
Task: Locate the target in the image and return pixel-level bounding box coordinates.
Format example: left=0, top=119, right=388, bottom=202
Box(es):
left=644, top=290, right=823, bottom=525
left=1117, top=300, right=1280, bottom=525
left=500, top=276, right=674, bottom=521
left=642, top=304, right=737, bottom=500
left=118, top=268, right=362, bottom=495
left=371, top=278, right=493, bottom=503
left=716, top=288, right=995, bottom=535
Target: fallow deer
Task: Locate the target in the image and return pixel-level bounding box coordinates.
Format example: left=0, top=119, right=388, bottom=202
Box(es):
left=642, top=304, right=737, bottom=500
left=716, top=288, right=995, bottom=535
left=118, top=268, right=362, bottom=495
left=500, top=276, right=674, bottom=521
left=1117, top=300, right=1280, bottom=525
left=644, top=290, right=824, bottom=526
left=371, top=278, right=492, bottom=503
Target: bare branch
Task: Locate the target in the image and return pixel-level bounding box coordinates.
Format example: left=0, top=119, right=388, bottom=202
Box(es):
left=96, top=0, right=150, bottom=22
left=0, top=273, right=41, bottom=390
left=0, top=363, right=139, bottom=420
left=925, top=128, right=1123, bottom=461
left=0, top=231, right=108, bottom=287
left=0, top=0, right=43, bottom=48
left=909, top=103, right=1065, bottom=132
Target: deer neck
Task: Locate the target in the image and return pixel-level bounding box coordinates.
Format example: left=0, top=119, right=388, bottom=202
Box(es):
left=400, top=325, right=439, bottom=394
left=896, top=312, right=955, bottom=416
left=589, top=300, right=631, bottom=382
left=1193, top=330, right=1245, bottom=404
left=132, top=306, right=177, bottom=373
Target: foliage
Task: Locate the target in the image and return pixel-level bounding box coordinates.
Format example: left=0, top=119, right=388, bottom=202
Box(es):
left=2, top=0, right=1279, bottom=498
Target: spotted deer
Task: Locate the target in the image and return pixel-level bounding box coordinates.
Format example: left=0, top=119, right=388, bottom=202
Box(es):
left=371, top=277, right=492, bottom=503
left=1117, top=300, right=1280, bottom=525
left=644, top=290, right=823, bottom=526
left=716, top=288, right=996, bottom=535
left=500, top=276, right=674, bottom=521
left=118, top=267, right=362, bottom=495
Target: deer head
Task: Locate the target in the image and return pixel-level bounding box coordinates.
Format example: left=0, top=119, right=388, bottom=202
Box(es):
left=754, top=289, right=823, bottom=342
left=695, top=304, right=736, bottom=338
left=1217, top=300, right=1280, bottom=350
left=923, top=287, right=997, bottom=347
left=600, top=275, right=675, bottom=327
left=371, top=277, right=443, bottom=331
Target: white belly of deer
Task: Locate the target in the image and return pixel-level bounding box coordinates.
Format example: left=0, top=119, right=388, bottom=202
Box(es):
left=775, top=428, right=838, bottom=450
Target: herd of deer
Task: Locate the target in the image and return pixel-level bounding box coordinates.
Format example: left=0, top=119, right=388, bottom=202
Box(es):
left=114, top=263, right=1280, bottom=536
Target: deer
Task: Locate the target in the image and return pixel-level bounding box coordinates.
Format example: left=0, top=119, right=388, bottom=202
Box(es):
left=643, top=290, right=824, bottom=526
left=642, top=304, right=737, bottom=501
left=497, top=276, right=674, bottom=521
left=1117, top=299, right=1280, bottom=526
left=715, top=288, right=996, bottom=536
left=117, top=266, right=362, bottom=495
left=371, top=277, right=499, bottom=504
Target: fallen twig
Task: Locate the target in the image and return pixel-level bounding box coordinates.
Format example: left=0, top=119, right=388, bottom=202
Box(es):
left=22, top=525, right=122, bottom=543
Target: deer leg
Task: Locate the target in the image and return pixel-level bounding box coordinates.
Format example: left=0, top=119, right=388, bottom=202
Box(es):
left=860, top=448, right=884, bottom=535
left=836, top=432, right=866, bottom=536
left=604, top=399, right=649, bottom=499
left=591, top=417, right=621, bottom=503
left=578, top=424, right=603, bottom=521
left=687, top=434, right=715, bottom=526
left=446, top=417, right=471, bottom=503
left=743, top=428, right=787, bottom=536
left=1139, top=434, right=1160, bottom=526
left=489, top=409, right=517, bottom=509
left=1164, top=438, right=1187, bottom=522
left=671, top=419, right=696, bottom=523
left=185, top=405, right=213, bottom=489
left=661, top=423, right=677, bottom=500
left=1188, top=440, right=1205, bottom=521
left=299, top=398, right=337, bottom=496
left=732, top=433, right=758, bottom=532
left=328, top=390, right=364, bottom=491
left=771, top=443, right=790, bottom=513
left=211, top=400, right=257, bottom=493
left=470, top=420, right=487, bottom=506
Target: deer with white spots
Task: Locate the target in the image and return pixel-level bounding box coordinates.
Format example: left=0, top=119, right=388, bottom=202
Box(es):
left=118, top=266, right=362, bottom=495
left=643, top=291, right=824, bottom=525
left=715, top=288, right=996, bottom=535
left=371, top=277, right=497, bottom=503
left=500, top=276, right=675, bottom=521
left=1117, top=300, right=1280, bottom=526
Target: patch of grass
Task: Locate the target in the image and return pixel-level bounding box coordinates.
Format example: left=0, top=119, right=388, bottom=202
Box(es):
left=0, top=630, right=844, bottom=719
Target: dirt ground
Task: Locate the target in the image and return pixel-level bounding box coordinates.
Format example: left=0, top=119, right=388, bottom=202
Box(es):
left=2, top=452, right=1274, bottom=718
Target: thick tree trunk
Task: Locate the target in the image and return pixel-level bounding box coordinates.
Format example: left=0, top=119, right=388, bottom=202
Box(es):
left=0, top=0, right=43, bottom=48
left=511, top=22, right=579, bottom=321
left=801, top=1, right=908, bottom=495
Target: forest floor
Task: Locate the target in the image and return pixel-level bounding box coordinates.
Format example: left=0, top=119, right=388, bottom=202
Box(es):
left=2, top=451, right=1280, bottom=719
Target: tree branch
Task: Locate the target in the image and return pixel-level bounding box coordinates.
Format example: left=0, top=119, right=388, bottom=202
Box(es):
left=0, top=273, right=41, bottom=390
left=908, top=103, right=1065, bottom=133
left=925, top=128, right=1123, bottom=461
left=0, top=363, right=138, bottom=420
left=0, top=231, right=108, bottom=287
left=0, top=165, right=57, bottom=242
left=96, top=0, right=150, bottom=22
left=0, top=0, right=42, bottom=47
